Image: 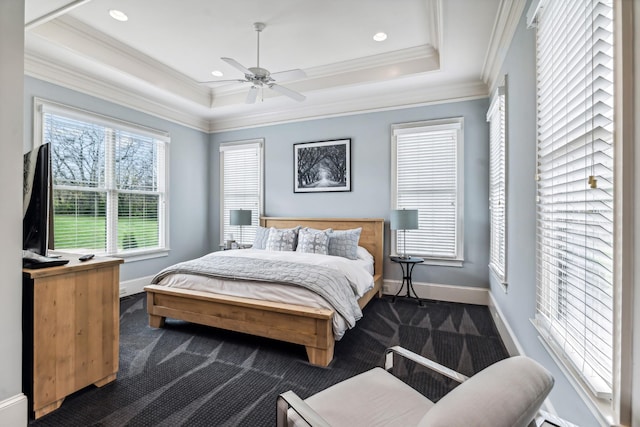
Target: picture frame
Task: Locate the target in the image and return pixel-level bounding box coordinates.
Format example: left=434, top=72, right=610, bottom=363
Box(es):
left=294, top=138, right=351, bottom=193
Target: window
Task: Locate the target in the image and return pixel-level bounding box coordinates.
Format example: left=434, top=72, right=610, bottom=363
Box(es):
left=531, top=0, right=614, bottom=404
left=219, top=140, right=263, bottom=246
left=391, top=118, right=464, bottom=266
left=35, top=98, right=169, bottom=257
left=487, top=84, right=507, bottom=284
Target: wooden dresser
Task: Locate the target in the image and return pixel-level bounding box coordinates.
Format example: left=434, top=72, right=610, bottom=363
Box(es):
left=22, top=255, right=123, bottom=419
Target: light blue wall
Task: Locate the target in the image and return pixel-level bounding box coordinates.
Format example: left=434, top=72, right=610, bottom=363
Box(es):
left=210, top=98, right=491, bottom=287
left=0, top=0, right=26, bottom=412
left=23, top=76, right=211, bottom=282
left=489, top=6, right=597, bottom=426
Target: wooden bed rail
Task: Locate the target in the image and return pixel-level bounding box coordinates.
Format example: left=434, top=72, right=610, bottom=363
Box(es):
left=145, top=285, right=336, bottom=366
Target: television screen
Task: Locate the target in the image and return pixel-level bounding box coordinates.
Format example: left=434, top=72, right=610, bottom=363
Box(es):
left=23, top=144, right=51, bottom=256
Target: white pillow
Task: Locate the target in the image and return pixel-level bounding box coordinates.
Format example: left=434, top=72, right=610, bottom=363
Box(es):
left=356, top=246, right=374, bottom=262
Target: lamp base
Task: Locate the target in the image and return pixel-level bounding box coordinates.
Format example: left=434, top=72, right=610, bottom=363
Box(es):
left=399, top=230, right=411, bottom=259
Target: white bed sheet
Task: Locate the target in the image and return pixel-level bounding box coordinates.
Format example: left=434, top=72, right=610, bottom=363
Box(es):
left=156, top=249, right=375, bottom=340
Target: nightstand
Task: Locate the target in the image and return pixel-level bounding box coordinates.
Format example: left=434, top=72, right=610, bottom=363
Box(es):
left=390, top=256, right=424, bottom=305
left=219, top=243, right=252, bottom=250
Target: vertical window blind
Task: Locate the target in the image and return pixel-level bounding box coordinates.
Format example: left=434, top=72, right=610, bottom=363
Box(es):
left=533, top=0, right=614, bottom=398
left=40, top=101, right=168, bottom=256
left=487, top=86, right=507, bottom=283
left=220, top=140, right=263, bottom=246
left=392, top=119, right=464, bottom=263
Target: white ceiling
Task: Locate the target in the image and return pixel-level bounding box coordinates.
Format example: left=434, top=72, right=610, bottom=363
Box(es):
left=24, top=0, right=521, bottom=132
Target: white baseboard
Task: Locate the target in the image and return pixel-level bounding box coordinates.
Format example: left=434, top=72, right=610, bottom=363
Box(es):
left=119, top=275, right=154, bottom=297
left=486, top=291, right=558, bottom=417
left=383, top=279, right=489, bottom=306
left=381, top=280, right=524, bottom=359
left=487, top=292, right=525, bottom=357
left=0, top=394, right=27, bottom=427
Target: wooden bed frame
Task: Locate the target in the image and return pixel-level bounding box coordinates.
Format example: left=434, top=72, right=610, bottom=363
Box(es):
left=144, top=217, right=384, bottom=367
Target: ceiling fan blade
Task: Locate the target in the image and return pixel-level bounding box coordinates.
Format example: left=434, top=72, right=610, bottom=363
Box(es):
left=269, top=83, right=306, bottom=102
left=198, top=79, right=247, bottom=85
left=221, top=57, right=254, bottom=76
left=245, top=86, right=259, bottom=104
left=270, top=68, right=307, bottom=83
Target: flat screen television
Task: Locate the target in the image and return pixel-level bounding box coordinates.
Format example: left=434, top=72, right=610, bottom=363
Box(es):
left=23, top=143, right=52, bottom=256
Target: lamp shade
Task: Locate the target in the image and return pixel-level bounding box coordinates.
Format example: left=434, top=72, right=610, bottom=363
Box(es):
left=390, top=209, right=418, bottom=230
left=230, top=209, right=252, bottom=226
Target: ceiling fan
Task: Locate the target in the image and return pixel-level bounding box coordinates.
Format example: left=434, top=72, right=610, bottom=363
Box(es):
left=202, top=22, right=307, bottom=104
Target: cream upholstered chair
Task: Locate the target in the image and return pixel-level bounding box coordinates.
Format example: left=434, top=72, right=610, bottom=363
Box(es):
left=277, top=346, right=554, bottom=427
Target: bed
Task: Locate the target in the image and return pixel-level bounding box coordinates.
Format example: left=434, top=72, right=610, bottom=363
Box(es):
left=144, top=217, right=384, bottom=366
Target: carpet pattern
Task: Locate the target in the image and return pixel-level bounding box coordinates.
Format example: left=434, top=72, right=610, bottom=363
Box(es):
left=30, top=293, right=508, bottom=426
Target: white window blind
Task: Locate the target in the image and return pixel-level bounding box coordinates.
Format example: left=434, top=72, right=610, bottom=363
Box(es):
left=38, top=100, right=168, bottom=256
left=391, top=119, right=464, bottom=264
left=220, top=140, right=263, bottom=246
left=487, top=86, right=507, bottom=283
left=533, top=0, right=614, bottom=398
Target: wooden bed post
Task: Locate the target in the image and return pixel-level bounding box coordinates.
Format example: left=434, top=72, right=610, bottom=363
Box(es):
left=306, top=344, right=334, bottom=367
left=305, top=315, right=334, bottom=367
left=147, top=291, right=165, bottom=327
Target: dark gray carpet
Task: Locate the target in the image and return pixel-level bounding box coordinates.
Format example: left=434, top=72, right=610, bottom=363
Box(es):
left=30, top=293, right=508, bottom=426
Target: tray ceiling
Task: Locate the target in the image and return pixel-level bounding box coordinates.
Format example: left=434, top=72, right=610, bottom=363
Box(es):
left=24, top=0, right=513, bottom=132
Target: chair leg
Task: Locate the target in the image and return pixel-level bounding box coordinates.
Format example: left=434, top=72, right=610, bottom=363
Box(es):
left=276, top=395, right=289, bottom=427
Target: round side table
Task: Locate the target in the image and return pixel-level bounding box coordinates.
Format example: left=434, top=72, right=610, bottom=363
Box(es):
left=390, top=256, right=424, bottom=305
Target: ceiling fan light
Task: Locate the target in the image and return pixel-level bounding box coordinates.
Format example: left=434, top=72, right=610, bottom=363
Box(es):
left=211, top=70, right=223, bottom=77
left=373, top=32, right=387, bottom=42
left=109, top=9, right=129, bottom=22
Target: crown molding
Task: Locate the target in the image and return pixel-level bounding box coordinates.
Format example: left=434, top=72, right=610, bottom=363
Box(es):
left=426, top=0, right=442, bottom=51
left=24, top=48, right=487, bottom=134
left=481, top=0, right=526, bottom=92
left=28, top=15, right=211, bottom=108
left=208, top=80, right=488, bottom=133
left=24, top=52, right=212, bottom=132
left=211, top=44, right=439, bottom=101
left=306, top=45, right=438, bottom=78
left=210, top=52, right=440, bottom=109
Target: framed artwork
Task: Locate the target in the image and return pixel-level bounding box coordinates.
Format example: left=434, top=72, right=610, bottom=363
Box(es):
left=294, top=139, right=351, bottom=193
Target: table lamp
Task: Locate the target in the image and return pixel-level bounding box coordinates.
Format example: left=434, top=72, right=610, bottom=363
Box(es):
left=390, top=209, right=418, bottom=259
left=230, top=209, right=252, bottom=246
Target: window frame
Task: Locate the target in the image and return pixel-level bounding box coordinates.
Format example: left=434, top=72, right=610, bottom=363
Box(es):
left=487, top=82, right=508, bottom=286
left=33, top=98, right=170, bottom=261
left=391, top=117, right=464, bottom=267
left=219, top=139, right=264, bottom=247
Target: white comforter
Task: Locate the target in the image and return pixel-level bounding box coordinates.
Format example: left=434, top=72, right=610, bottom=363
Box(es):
left=155, top=249, right=375, bottom=340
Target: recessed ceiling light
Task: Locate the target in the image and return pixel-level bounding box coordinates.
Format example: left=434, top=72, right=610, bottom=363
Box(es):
left=211, top=70, right=224, bottom=77
left=373, top=32, right=388, bottom=42
left=109, top=9, right=128, bottom=22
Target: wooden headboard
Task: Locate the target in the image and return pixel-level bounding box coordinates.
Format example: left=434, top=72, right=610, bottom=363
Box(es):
left=260, top=217, right=384, bottom=277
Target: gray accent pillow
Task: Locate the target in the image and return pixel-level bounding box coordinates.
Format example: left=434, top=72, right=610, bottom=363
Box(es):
left=266, top=227, right=298, bottom=251
left=328, top=228, right=362, bottom=260
left=252, top=226, right=270, bottom=249
left=296, top=228, right=331, bottom=255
